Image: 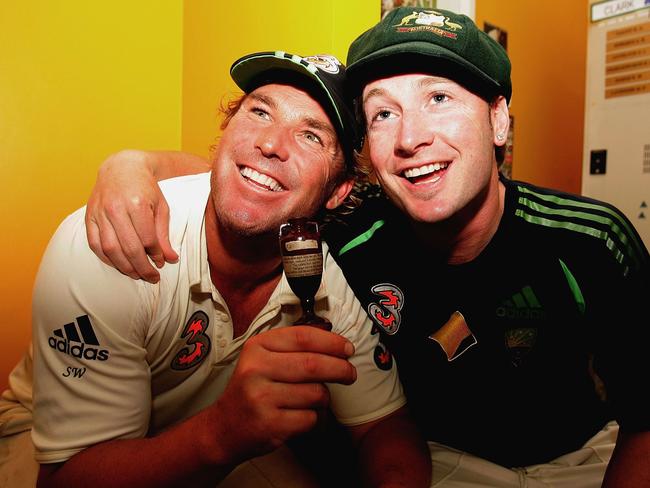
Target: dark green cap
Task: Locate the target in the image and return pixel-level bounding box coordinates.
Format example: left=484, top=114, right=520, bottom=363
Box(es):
left=347, top=7, right=512, bottom=103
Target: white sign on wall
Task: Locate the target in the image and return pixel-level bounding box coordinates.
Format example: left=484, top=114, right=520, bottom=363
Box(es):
left=583, top=1, right=650, bottom=247
left=591, top=0, right=650, bottom=22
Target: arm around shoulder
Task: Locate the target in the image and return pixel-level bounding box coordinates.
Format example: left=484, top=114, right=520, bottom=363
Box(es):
left=86, top=149, right=210, bottom=283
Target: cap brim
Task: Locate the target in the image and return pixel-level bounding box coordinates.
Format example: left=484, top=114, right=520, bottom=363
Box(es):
left=231, top=52, right=320, bottom=93
left=231, top=52, right=347, bottom=133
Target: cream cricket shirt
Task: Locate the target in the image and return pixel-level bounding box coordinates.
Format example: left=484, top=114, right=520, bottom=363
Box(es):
left=31, top=173, right=405, bottom=464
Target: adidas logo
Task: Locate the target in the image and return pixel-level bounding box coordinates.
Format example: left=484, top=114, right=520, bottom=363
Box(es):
left=495, top=285, right=545, bottom=320
left=48, top=315, right=110, bottom=361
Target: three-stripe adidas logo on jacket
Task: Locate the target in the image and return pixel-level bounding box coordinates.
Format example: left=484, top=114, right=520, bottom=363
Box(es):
left=496, top=285, right=544, bottom=320
left=48, top=315, right=110, bottom=361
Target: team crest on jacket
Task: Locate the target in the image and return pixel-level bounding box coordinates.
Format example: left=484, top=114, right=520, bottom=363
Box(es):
left=171, top=311, right=211, bottom=371
left=504, top=327, right=537, bottom=368
left=367, top=283, right=404, bottom=335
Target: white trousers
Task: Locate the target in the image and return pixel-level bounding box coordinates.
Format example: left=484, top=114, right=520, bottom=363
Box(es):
left=429, top=421, right=618, bottom=488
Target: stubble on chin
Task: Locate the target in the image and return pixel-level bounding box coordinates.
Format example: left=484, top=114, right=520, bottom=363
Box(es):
left=216, top=204, right=283, bottom=239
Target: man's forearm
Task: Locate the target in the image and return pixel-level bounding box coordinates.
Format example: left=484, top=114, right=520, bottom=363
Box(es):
left=145, top=150, right=210, bottom=181
left=353, top=408, right=431, bottom=488
left=37, top=408, right=234, bottom=488
left=97, top=149, right=210, bottom=185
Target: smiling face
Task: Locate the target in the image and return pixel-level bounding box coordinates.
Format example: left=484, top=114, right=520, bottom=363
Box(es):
left=362, top=73, right=508, bottom=225
left=210, top=83, right=352, bottom=237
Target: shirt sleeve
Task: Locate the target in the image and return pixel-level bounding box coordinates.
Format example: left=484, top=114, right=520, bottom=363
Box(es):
left=31, top=207, right=154, bottom=463
left=321, top=248, right=406, bottom=426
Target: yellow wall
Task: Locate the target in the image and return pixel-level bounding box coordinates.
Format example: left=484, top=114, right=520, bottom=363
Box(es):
left=0, top=0, right=380, bottom=390
left=476, top=0, right=588, bottom=193
left=181, top=0, right=379, bottom=157
left=0, top=1, right=183, bottom=388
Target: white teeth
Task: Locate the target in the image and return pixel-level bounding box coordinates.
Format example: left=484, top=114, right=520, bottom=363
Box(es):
left=403, top=161, right=449, bottom=179
left=240, top=167, right=284, bottom=192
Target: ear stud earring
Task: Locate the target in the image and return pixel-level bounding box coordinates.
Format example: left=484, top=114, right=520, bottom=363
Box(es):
left=496, top=134, right=505, bottom=141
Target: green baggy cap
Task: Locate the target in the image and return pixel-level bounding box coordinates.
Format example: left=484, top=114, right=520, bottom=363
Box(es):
left=347, top=7, right=512, bottom=103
